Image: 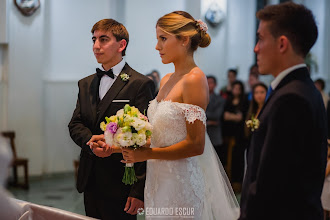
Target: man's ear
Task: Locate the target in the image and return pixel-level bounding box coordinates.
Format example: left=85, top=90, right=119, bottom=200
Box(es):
left=118, top=39, right=127, bottom=53
left=278, top=35, right=289, bottom=54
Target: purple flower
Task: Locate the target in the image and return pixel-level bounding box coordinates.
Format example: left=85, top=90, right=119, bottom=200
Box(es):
left=106, top=122, right=118, bottom=134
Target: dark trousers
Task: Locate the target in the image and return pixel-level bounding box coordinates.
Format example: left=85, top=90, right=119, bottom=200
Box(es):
left=84, top=191, right=136, bottom=220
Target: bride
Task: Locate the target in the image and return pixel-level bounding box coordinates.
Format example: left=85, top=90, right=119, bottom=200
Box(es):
left=122, top=11, right=240, bottom=219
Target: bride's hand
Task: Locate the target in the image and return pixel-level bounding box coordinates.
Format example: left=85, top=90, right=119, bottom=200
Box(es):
left=121, top=147, right=151, bottom=163
left=143, top=138, right=151, bottom=148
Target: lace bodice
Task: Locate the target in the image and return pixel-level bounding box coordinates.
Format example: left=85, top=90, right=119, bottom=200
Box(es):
left=147, top=99, right=206, bottom=148
left=144, top=99, right=206, bottom=219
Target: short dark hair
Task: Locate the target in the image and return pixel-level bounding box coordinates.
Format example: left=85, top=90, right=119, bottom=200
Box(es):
left=249, top=64, right=259, bottom=78
left=91, top=19, right=129, bottom=56
left=315, top=79, right=325, bottom=90
left=151, top=70, right=160, bottom=77
left=256, top=2, right=318, bottom=57
left=207, top=75, right=217, bottom=84
left=228, top=69, right=238, bottom=76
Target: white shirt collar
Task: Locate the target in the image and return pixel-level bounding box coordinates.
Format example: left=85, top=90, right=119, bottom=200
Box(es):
left=270, top=63, right=307, bottom=90
left=101, top=59, right=126, bottom=77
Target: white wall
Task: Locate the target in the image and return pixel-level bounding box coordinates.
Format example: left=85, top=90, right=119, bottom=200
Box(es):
left=0, top=0, right=9, bottom=44
left=3, top=0, right=113, bottom=175
left=7, top=0, right=46, bottom=175
left=124, top=0, right=186, bottom=76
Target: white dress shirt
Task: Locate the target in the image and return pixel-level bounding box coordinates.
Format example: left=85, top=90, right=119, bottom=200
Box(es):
left=99, top=59, right=126, bottom=100
left=270, top=63, right=307, bottom=90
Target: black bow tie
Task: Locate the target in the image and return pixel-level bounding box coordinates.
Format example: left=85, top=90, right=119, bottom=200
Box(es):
left=96, top=68, right=114, bottom=79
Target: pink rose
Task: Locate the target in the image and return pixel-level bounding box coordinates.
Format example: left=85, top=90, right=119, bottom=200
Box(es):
left=106, top=122, right=118, bottom=134
left=139, top=114, right=148, bottom=121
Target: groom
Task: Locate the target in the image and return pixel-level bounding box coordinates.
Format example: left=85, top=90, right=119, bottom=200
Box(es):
left=239, top=2, right=327, bottom=220
left=68, top=19, right=155, bottom=219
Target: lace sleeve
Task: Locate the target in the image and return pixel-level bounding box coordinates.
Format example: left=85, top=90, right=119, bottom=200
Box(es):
left=178, top=103, right=206, bottom=126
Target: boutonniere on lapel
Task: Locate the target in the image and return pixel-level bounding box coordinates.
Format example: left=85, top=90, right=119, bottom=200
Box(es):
left=120, top=73, right=129, bottom=82
left=245, top=115, right=260, bottom=132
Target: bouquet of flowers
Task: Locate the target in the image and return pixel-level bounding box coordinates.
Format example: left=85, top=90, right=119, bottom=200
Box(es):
left=100, top=104, right=152, bottom=185
left=245, top=115, right=260, bottom=132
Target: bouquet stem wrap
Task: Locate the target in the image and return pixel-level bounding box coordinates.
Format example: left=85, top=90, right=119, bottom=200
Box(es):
left=122, top=162, right=137, bottom=185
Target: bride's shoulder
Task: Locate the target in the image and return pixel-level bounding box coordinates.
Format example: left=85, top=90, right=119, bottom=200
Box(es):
left=183, top=67, right=207, bottom=87
left=182, top=67, right=209, bottom=110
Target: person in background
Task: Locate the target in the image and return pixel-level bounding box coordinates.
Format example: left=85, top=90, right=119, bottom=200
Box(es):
left=244, top=82, right=268, bottom=139
left=206, top=75, right=226, bottom=163
left=246, top=64, right=260, bottom=101
left=220, top=69, right=238, bottom=99
left=223, top=80, right=249, bottom=192
left=151, top=69, right=161, bottom=96
left=146, top=73, right=158, bottom=96
left=314, top=78, right=328, bottom=109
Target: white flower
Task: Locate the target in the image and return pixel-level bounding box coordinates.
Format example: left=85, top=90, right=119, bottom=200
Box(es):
left=246, top=117, right=260, bottom=132
left=116, top=109, right=124, bottom=117
left=196, top=19, right=208, bottom=32
left=132, top=133, right=147, bottom=146
left=120, top=73, right=130, bottom=81
left=115, top=129, right=134, bottom=147
left=145, top=122, right=153, bottom=131
left=104, top=130, right=114, bottom=146
left=131, top=118, right=146, bottom=131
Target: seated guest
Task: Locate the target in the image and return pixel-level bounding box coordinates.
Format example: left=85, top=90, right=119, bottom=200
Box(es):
left=206, top=75, right=226, bottom=163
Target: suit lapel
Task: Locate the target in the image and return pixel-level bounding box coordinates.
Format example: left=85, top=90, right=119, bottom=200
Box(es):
left=89, top=76, right=99, bottom=122
left=96, top=63, right=131, bottom=124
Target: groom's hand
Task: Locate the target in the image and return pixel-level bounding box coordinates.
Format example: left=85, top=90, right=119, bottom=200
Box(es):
left=87, top=134, right=105, bottom=145
left=124, top=197, right=144, bottom=215
left=89, top=141, right=113, bottom=158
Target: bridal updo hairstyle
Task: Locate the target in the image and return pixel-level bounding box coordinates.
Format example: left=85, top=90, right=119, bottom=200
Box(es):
left=156, top=11, right=211, bottom=52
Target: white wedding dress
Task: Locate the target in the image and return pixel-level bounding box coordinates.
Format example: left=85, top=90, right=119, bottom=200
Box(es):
left=145, top=99, right=240, bottom=219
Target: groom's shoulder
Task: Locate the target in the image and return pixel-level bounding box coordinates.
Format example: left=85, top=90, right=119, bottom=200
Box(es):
left=125, top=63, right=151, bottom=82
left=78, top=73, right=96, bottom=84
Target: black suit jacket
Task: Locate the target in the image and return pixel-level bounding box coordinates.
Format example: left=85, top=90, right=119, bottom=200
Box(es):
left=68, top=63, right=155, bottom=201
left=239, top=67, right=327, bottom=220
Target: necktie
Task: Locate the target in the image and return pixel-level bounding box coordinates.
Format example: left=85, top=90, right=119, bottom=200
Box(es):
left=96, top=68, right=114, bottom=79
